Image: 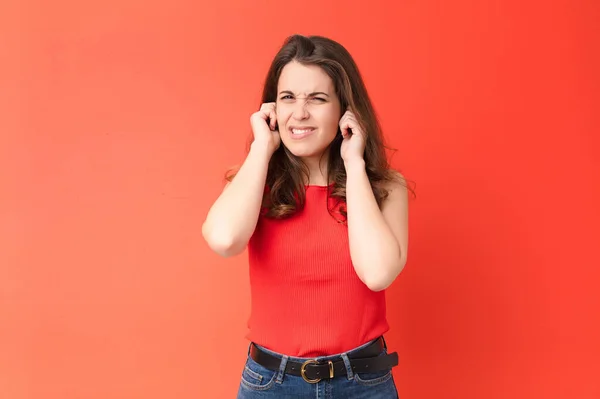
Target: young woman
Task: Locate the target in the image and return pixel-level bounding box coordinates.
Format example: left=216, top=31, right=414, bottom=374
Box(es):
left=202, top=34, right=409, bottom=398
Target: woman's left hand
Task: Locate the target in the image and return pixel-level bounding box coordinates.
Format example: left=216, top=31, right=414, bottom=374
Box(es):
left=340, top=109, right=366, bottom=164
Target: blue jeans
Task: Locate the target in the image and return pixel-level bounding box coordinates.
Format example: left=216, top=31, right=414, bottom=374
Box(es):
left=236, top=337, right=399, bottom=398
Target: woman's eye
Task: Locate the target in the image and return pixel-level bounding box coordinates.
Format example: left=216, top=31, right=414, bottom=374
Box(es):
left=313, top=97, right=326, bottom=102
left=281, top=95, right=293, bottom=100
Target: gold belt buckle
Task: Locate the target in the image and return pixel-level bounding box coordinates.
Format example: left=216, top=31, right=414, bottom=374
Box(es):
left=300, top=359, right=334, bottom=384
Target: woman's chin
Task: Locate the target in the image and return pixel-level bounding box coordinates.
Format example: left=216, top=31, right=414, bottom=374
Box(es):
left=283, top=146, right=320, bottom=159
left=282, top=141, right=331, bottom=159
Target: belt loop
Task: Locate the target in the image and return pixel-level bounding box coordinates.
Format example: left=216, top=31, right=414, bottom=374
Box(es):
left=340, top=353, right=354, bottom=380
left=382, top=335, right=388, bottom=350
left=276, top=355, right=289, bottom=384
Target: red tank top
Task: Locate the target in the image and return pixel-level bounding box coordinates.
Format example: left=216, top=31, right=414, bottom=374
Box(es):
left=246, top=184, right=389, bottom=357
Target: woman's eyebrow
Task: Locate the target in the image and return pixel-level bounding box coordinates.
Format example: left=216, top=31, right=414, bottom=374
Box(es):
left=278, top=90, right=330, bottom=97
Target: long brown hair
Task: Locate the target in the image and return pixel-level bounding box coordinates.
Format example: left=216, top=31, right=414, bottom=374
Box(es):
left=227, top=34, right=410, bottom=221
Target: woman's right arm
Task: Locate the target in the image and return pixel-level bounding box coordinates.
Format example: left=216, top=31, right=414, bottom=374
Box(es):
left=202, top=103, right=280, bottom=257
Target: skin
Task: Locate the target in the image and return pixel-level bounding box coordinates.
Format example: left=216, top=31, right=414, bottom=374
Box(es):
left=202, top=60, right=409, bottom=291
left=275, top=61, right=342, bottom=185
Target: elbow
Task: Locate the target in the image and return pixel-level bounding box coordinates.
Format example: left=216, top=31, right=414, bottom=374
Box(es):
left=208, top=240, right=242, bottom=258
left=202, top=222, right=244, bottom=258
left=361, top=259, right=407, bottom=292
left=363, top=275, right=392, bottom=292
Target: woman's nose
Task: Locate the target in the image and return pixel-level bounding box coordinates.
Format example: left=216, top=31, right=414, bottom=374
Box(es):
left=292, top=100, right=309, bottom=120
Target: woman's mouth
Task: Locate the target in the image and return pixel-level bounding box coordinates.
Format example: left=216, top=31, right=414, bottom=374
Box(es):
left=289, top=127, right=316, bottom=139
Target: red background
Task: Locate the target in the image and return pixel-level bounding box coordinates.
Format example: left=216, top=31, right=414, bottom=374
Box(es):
left=1, top=1, right=599, bottom=398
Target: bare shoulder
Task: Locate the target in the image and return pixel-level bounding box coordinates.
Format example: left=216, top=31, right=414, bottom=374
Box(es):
left=383, top=170, right=409, bottom=198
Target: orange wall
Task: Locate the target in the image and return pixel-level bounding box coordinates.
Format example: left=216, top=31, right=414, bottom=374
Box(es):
left=1, top=1, right=599, bottom=398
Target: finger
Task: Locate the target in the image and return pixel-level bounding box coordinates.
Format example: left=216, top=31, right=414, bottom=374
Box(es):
left=343, top=111, right=355, bottom=121
left=259, top=103, right=275, bottom=122
left=340, top=120, right=350, bottom=138
left=345, top=117, right=357, bottom=128
left=345, top=116, right=362, bottom=134
left=258, top=108, right=269, bottom=120
left=341, top=115, right=356, bottom=129
left=341, top=112, right=357, bottom=124
left=339, top=118, right=346, bottom=136
left=260, top=102, right=275, bottom=114
left=270, top=105, right=278, bottom=129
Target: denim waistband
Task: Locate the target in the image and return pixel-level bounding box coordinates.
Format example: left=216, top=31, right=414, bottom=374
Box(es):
left=249, top=335, right=387, bottom=363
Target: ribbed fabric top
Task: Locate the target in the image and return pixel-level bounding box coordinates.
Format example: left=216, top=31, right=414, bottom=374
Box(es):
left=246, top=185, right=389, bottom=357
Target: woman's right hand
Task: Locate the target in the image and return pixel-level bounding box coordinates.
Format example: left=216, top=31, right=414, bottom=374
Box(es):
left=250, top=102, right=281, bottom=155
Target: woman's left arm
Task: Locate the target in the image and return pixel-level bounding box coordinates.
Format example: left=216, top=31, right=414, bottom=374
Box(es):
left=340, top=109, right=409, bottom=291
left=345, top=160, right=409, bottom=291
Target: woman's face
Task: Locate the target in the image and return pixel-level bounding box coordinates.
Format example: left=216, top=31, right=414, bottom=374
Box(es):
left=276, top=61, right=342, bottom=160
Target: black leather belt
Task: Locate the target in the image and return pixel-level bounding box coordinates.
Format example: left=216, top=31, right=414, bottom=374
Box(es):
left=249, top=337, right=399, bottom=383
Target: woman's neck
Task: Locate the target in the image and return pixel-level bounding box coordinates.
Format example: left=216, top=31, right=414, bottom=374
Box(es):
left=301, top=154, right=329, bottom=186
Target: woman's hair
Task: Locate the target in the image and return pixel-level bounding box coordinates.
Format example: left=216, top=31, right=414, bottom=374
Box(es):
left=227, top=34, right=411, bottom=221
